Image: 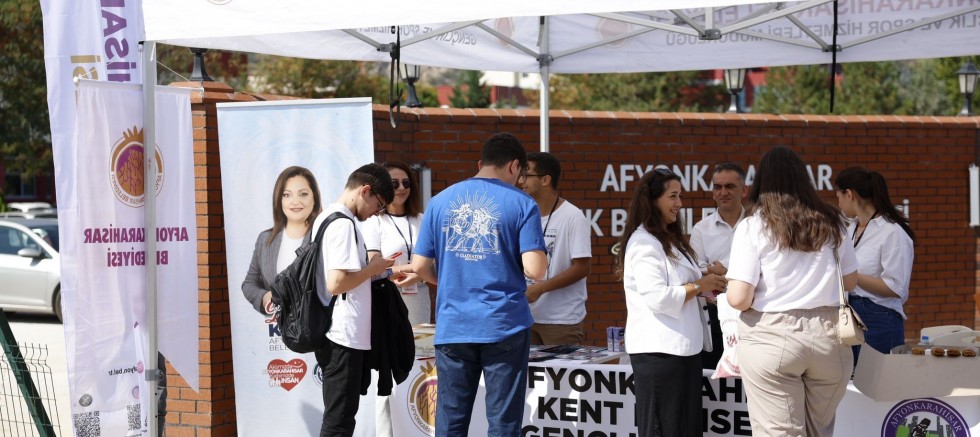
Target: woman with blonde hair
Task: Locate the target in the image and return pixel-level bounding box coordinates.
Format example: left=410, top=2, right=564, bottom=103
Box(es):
left=727, top=147, right=858, bottom=436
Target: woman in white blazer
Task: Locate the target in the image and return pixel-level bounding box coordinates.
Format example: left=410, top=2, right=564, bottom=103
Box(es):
left=616, top=168, right=727, bottom=437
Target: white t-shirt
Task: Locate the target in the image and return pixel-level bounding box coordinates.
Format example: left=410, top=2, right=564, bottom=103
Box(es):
left=727, top=214, right=858, bottom=312
left=529, top=200, right=592, bottom=324
left=847, top=215, right=914, bottom=318
left=313, top=204, right=371, bottom=350
left=275, top=234, right=304, bottom=273
left=361, top=213, right=432, bottom=325
left=690, top=207, right=744, bottom=270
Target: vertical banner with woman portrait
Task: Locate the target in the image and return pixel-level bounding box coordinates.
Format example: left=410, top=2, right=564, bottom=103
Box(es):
left=217, top=98, right=375, bottom=436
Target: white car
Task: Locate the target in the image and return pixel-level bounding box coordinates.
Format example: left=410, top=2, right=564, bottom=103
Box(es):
left=0, top=218, right=61, bottom=321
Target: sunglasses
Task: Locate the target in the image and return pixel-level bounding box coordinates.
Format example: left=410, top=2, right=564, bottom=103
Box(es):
left=392, top=178, right=412, bottom=190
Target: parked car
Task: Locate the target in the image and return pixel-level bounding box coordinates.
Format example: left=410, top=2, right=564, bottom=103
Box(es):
left=1, top=202, right=57, bottom=219
left=0, top=218, right=61, bottom=321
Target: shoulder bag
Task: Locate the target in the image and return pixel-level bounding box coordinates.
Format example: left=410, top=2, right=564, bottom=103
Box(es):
left=834, top=247, right=867, bottom=346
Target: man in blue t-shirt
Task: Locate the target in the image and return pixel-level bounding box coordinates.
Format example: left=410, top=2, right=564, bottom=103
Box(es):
left=411, top=132, right=547, bottom=436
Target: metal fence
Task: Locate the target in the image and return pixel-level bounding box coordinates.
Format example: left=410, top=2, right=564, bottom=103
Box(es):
left=0, top=313, right=62, bottom=437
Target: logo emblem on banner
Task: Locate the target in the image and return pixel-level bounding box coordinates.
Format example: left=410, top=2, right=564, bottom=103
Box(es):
left=596, top=18, right=632, bottom=49
left=493, top=18, right=514, bottom=47
left=266, top=359, right=307, bottom=391
left=109, top=127, right=164, bottom=207
left=881, top=398, right=970, bottom=437
left=407, top=361, right=438, bottom=434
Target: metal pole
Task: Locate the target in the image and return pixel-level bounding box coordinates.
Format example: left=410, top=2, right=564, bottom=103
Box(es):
left=141, top=41, right=160, bottom=437
left=539, top=16, right=550, bottom=153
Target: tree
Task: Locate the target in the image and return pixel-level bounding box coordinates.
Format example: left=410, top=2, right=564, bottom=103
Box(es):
left=0, top=0, right=51, bottom=177
left=157, top=45, right=251, bottom=90
left=248, top=57, right=389, bottom=102
left=526, top=71, right=727, bottom=112
left=449, top=70, right=490, bottom=108
left=753, top=59, right=978, bottom=116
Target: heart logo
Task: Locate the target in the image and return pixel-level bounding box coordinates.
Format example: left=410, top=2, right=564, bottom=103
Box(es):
left=267, top=359, right=307, bottom=391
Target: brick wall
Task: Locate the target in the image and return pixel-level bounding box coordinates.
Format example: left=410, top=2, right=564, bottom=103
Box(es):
left=172, top=84, right=980, bottom=434
left=377, top=108, right=980, bottom=346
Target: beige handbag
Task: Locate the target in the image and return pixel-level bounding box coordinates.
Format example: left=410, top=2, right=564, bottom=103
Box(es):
left=835, top=247, right=867, bottom=346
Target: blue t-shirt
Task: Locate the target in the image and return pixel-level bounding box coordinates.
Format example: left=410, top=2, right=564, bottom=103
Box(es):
left=415, top=177, right=545, bottom=344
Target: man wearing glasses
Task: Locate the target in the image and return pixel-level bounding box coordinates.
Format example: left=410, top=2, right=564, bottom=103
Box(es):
left=411, top=132, right=547, bottom=436
left=312, top=163, right=394, bottom=436
left=521, top=152, right=592, bottom=346
left=689, top=162, right=748, bottom=369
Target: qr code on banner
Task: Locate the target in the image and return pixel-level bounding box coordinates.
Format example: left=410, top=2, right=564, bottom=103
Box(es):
left=127, top=403, right=141, bottom=431
left=73, top=411, right=100, bottom=437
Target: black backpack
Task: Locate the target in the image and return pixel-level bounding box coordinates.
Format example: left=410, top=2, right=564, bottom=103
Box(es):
left=270, top=212, right=353, bottom=354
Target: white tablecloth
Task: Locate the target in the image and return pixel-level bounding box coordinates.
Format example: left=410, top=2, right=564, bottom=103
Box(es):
left=375, top=360, right=980, bottom=436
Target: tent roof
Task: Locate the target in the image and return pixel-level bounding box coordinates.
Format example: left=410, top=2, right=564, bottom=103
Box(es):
left=144, top=0, right=980, bottom=73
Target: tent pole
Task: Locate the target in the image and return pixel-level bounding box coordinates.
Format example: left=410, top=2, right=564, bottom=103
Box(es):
left=141, top=40, right=160, bottom=437
left=539, top=16, right=550, bottom=153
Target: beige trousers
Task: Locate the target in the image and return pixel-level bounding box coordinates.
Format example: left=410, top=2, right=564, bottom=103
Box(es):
left=737, top=307, right=853, bottom=437
left=530, top=322, right=585, bottom=346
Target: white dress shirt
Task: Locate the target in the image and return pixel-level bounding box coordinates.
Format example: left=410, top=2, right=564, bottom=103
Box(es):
left=690, top=207, right=745, bottom=270
left=847, top=215, right=914, bottom=318
left=623, top=226, right=703, bottom=356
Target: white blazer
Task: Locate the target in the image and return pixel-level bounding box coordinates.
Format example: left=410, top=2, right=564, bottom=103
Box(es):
left=623, top=226, right=704, bottom=356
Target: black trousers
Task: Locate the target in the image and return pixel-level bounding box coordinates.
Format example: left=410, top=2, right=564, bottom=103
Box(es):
left=316, top=340, right=365, bottom=437
left=630, top=352, right=702, bottom=437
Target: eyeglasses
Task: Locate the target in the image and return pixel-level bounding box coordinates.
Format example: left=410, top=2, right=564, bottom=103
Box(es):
left=523, top=173, right=544, bottom=178
left=374, top=193, right=387, bottom=214
left=392, top=178, right=412, bottom=190
left=654, top=167, right=674, bottom=177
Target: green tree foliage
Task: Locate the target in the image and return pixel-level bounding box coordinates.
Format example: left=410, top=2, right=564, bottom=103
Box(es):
left=449, top=70, right=490, bottom=108
left=157, top=45, right=250, bottom=90
left=754, top=58, right=979, bottom=116
left=527, top=71, right=727, bottom=112
left=248, top=57, right=389, bottom=102
left=416, top=86, right=442, bottom=109
left=0, top=0, right=51, bottom=176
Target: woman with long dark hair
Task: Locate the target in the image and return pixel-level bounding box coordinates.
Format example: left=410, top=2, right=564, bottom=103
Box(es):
left=727, top=147, right=858, bottom=437
left=242, top=166, right=323, bottom=314
left=835, top=167, right=914, bottom=358
left=617, top=168, right=726, bottom=437
left=361, top=161, right=433, bottom=324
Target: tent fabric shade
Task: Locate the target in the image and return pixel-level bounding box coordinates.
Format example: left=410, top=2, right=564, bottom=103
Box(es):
left=143, top=0, right=980, bottom=73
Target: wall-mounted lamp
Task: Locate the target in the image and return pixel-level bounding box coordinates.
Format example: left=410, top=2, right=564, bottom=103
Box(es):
left=403, top=64, right=423, bottom=108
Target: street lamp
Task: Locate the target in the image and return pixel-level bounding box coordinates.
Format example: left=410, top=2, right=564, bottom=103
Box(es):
left=957, top=61, right=979, bottom=116
left=723, top=68, right=747, bottom=113
left=188, top=48, right=213, bottom=82
left=403, top=63, right=422, bottom=108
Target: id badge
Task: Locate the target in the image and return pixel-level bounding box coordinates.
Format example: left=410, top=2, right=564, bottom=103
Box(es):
left=400, top=283, right=418, bottom=295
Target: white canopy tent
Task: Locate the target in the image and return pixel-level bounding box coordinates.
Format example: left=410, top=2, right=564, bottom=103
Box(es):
left=137, top=2, right=980, bottom=432
left=143, top=0, right=980, bottom=150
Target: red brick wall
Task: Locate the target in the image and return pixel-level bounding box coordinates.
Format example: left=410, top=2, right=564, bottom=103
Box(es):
left=378, top=108, right=980, bottom=347
left=174, top=86, right=980, bottom=434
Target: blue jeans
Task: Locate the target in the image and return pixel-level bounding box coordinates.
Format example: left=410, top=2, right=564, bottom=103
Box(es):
left=850, top=295, right=905, bottom=362
left=435, top=329, right=530, bottom=437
